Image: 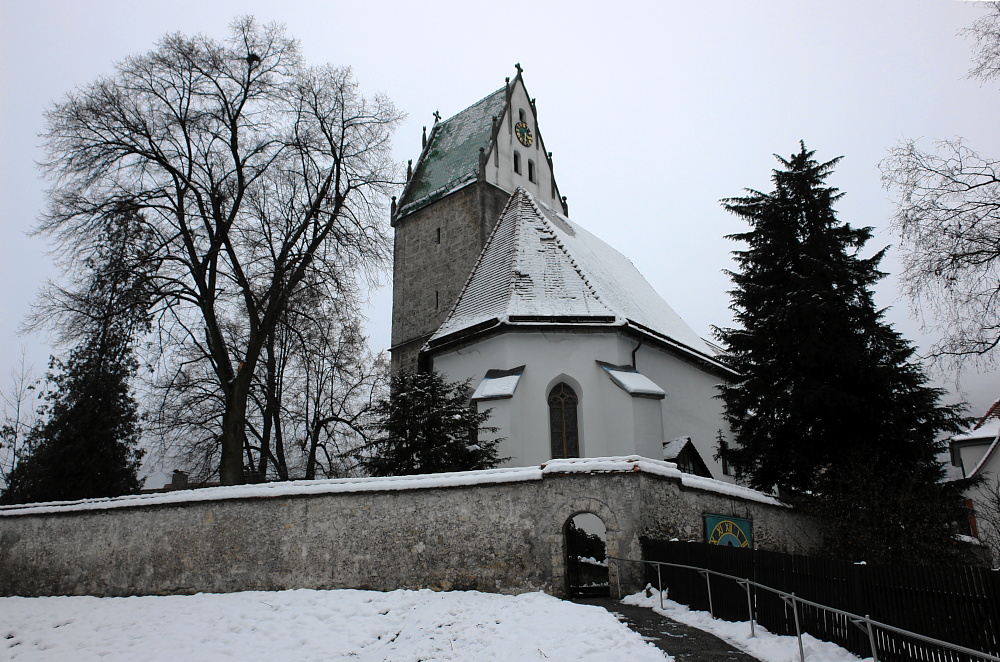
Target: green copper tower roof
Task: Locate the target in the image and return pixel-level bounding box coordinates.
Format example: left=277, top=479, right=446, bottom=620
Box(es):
left=397, top=87, right=507, bottom=217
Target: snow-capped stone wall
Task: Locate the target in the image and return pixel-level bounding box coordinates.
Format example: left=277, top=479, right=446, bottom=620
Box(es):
left=0, top=458, right=818, bottom=598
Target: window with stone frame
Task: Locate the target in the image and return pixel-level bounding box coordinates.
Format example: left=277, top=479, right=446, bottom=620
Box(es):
left=548, top=382, right=580, bottom=458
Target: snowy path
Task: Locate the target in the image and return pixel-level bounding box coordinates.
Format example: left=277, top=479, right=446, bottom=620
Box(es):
left=623, top=590, right=871, bottom=662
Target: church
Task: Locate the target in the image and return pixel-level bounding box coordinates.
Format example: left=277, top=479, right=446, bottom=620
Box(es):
left=390, top=66, right=736, bottom=481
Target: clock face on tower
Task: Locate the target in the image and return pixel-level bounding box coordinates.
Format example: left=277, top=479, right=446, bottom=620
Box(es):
left=515, top=121, right=533, bottom=147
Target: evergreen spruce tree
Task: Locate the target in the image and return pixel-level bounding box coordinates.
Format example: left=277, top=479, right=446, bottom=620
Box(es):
left=717, top=143, right=971, bottom=564
left=362, top=370, right=502, bottom=476
left=1, top=332, right=144, bottom=504
left=1, top=211, right=149, bottom=505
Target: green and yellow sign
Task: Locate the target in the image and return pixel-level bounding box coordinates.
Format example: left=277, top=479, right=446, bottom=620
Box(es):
left=704, top=514, right=752, bottom=548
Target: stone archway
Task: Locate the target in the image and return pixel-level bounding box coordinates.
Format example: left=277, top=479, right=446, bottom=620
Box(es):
left=549, top=496, right=621, bottom=598
left=565, top=512, right=608, bottom=596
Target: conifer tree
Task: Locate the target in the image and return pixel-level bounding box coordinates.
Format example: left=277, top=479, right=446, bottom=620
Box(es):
left=1, top=333, right=144, bottom=504
left=1, top=211, right=148, bottom=504
left=717, top=144, right=971, bottom=563
left=361, top=370, right=502, bottom=476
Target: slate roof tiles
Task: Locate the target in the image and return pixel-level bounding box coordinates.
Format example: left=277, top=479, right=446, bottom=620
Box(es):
left=397, top=88, right=507, bottom=217
left=431, top=188, right=719, bottom=364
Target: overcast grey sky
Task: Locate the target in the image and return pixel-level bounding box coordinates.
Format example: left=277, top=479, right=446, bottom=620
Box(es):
left=2, top=0, right=999, bottom=418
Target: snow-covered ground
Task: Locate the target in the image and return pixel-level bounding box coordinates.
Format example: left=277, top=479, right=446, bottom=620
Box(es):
left=623, top=589, right=871, bottom=662
left=1, top=589, right=667, bottom=661
left=0, top=587, right=874, bottom=661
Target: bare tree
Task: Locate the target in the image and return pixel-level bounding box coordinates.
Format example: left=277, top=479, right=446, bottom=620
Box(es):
left=0, top=351, right=42, bottom=489
left=37, top=17, right=401, bottom=484
left=145, top=276, right=385, bottom=484
left=881, top=3, right=1000, bottom=366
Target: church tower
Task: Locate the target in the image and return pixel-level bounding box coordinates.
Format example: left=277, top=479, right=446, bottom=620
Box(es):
left=390, top=66, right=566, bottom=372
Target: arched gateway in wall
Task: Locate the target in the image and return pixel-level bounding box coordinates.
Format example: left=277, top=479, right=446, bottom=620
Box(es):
left=549, top=495, right=624, bottom=598
left=565, top=512, right=609, bottom=596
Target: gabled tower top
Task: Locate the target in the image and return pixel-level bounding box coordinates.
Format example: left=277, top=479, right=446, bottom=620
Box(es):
left=393, top=65, right=565, bottom=223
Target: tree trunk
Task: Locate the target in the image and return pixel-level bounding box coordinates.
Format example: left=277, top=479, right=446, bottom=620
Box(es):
left=219, top=381, right=251, bottom=485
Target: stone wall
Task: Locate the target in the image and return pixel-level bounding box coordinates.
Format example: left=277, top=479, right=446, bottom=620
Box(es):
left=0, top=460, right=818, bottom=598
left=390, top=181, right=510, bottom=373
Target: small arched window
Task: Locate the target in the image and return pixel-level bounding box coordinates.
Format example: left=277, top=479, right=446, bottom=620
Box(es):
left=548, top=382, right=579, bottom=458
left=513, top=151, right=522, bottom=175
left=528, top=159, right=536, bottom=183
left=519, top=108, right=526, bottom=122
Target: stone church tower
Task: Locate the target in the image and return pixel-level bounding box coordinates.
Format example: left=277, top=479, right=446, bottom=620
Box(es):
left=390, top=66, right=566, bottom=372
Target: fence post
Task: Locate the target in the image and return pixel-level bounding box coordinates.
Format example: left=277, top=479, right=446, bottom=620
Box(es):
left=781, top=593, right=805, bottom=662
left=699, top=569, right=714, bottom=618
left=656, top=563, right=664, bottom=611
left=738, top=579, right=755, bottom=638
left=792, top=593, right=805, bottom=662
left=856, top=616, right=879, bottom=662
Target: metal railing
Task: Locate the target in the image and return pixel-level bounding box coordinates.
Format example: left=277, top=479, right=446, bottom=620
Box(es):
left=607, top=555, right=1000, bottom=662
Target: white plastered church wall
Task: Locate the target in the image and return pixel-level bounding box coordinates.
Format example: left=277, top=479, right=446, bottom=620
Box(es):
left=432, top=330, right=732, bottom=481
left=631, top=344, right=730, bottom=478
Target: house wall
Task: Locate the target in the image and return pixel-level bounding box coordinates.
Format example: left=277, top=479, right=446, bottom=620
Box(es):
left=967, top=445, right=1000, bottom=564
left=634, top=343, right=732, bottom=478
left=0, top=469, right=817, bottom=598
left=432, top=330, right=733, bottom=480
left=957, top=442, right=991, bottom=477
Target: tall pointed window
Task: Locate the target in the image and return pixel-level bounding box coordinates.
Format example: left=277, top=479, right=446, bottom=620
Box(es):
left=548, top=382, right=579, bottom=458
left=514, top=151, right=522, bottom=175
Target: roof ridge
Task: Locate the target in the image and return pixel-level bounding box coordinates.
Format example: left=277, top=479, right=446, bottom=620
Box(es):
left=519, top=190, right=619, bottom=319
left=506, top=190, right=531, bottom=317
left=974, top=398, right=1000, bottom=429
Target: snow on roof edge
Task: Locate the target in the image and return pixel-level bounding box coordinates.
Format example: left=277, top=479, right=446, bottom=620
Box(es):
left=0, top=456, right=782, bottom=517
left=969, top=433, right=1000, bottom=478
left=396, top=174, right=477, bottom=219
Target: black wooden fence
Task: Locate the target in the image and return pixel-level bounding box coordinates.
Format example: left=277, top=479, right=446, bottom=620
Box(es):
left=641, top=539, right=1000, bottom=662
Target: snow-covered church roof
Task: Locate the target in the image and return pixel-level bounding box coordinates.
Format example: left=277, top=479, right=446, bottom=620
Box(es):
left=428, top=188, right=726, bottom=368
left=395, top=87, right=507, bottom=218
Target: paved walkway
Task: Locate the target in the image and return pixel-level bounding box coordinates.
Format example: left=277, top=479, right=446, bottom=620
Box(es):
left=574, top=596, right=759, bottom=661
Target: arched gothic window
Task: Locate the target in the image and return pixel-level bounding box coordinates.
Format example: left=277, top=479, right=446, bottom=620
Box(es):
left=548, top=382, right=579, bottom=458
left=513, top=150, right=522, bottom=175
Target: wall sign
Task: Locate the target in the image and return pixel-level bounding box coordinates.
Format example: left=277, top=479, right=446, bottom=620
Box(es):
left=704, top=514, right=752, bottom=548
